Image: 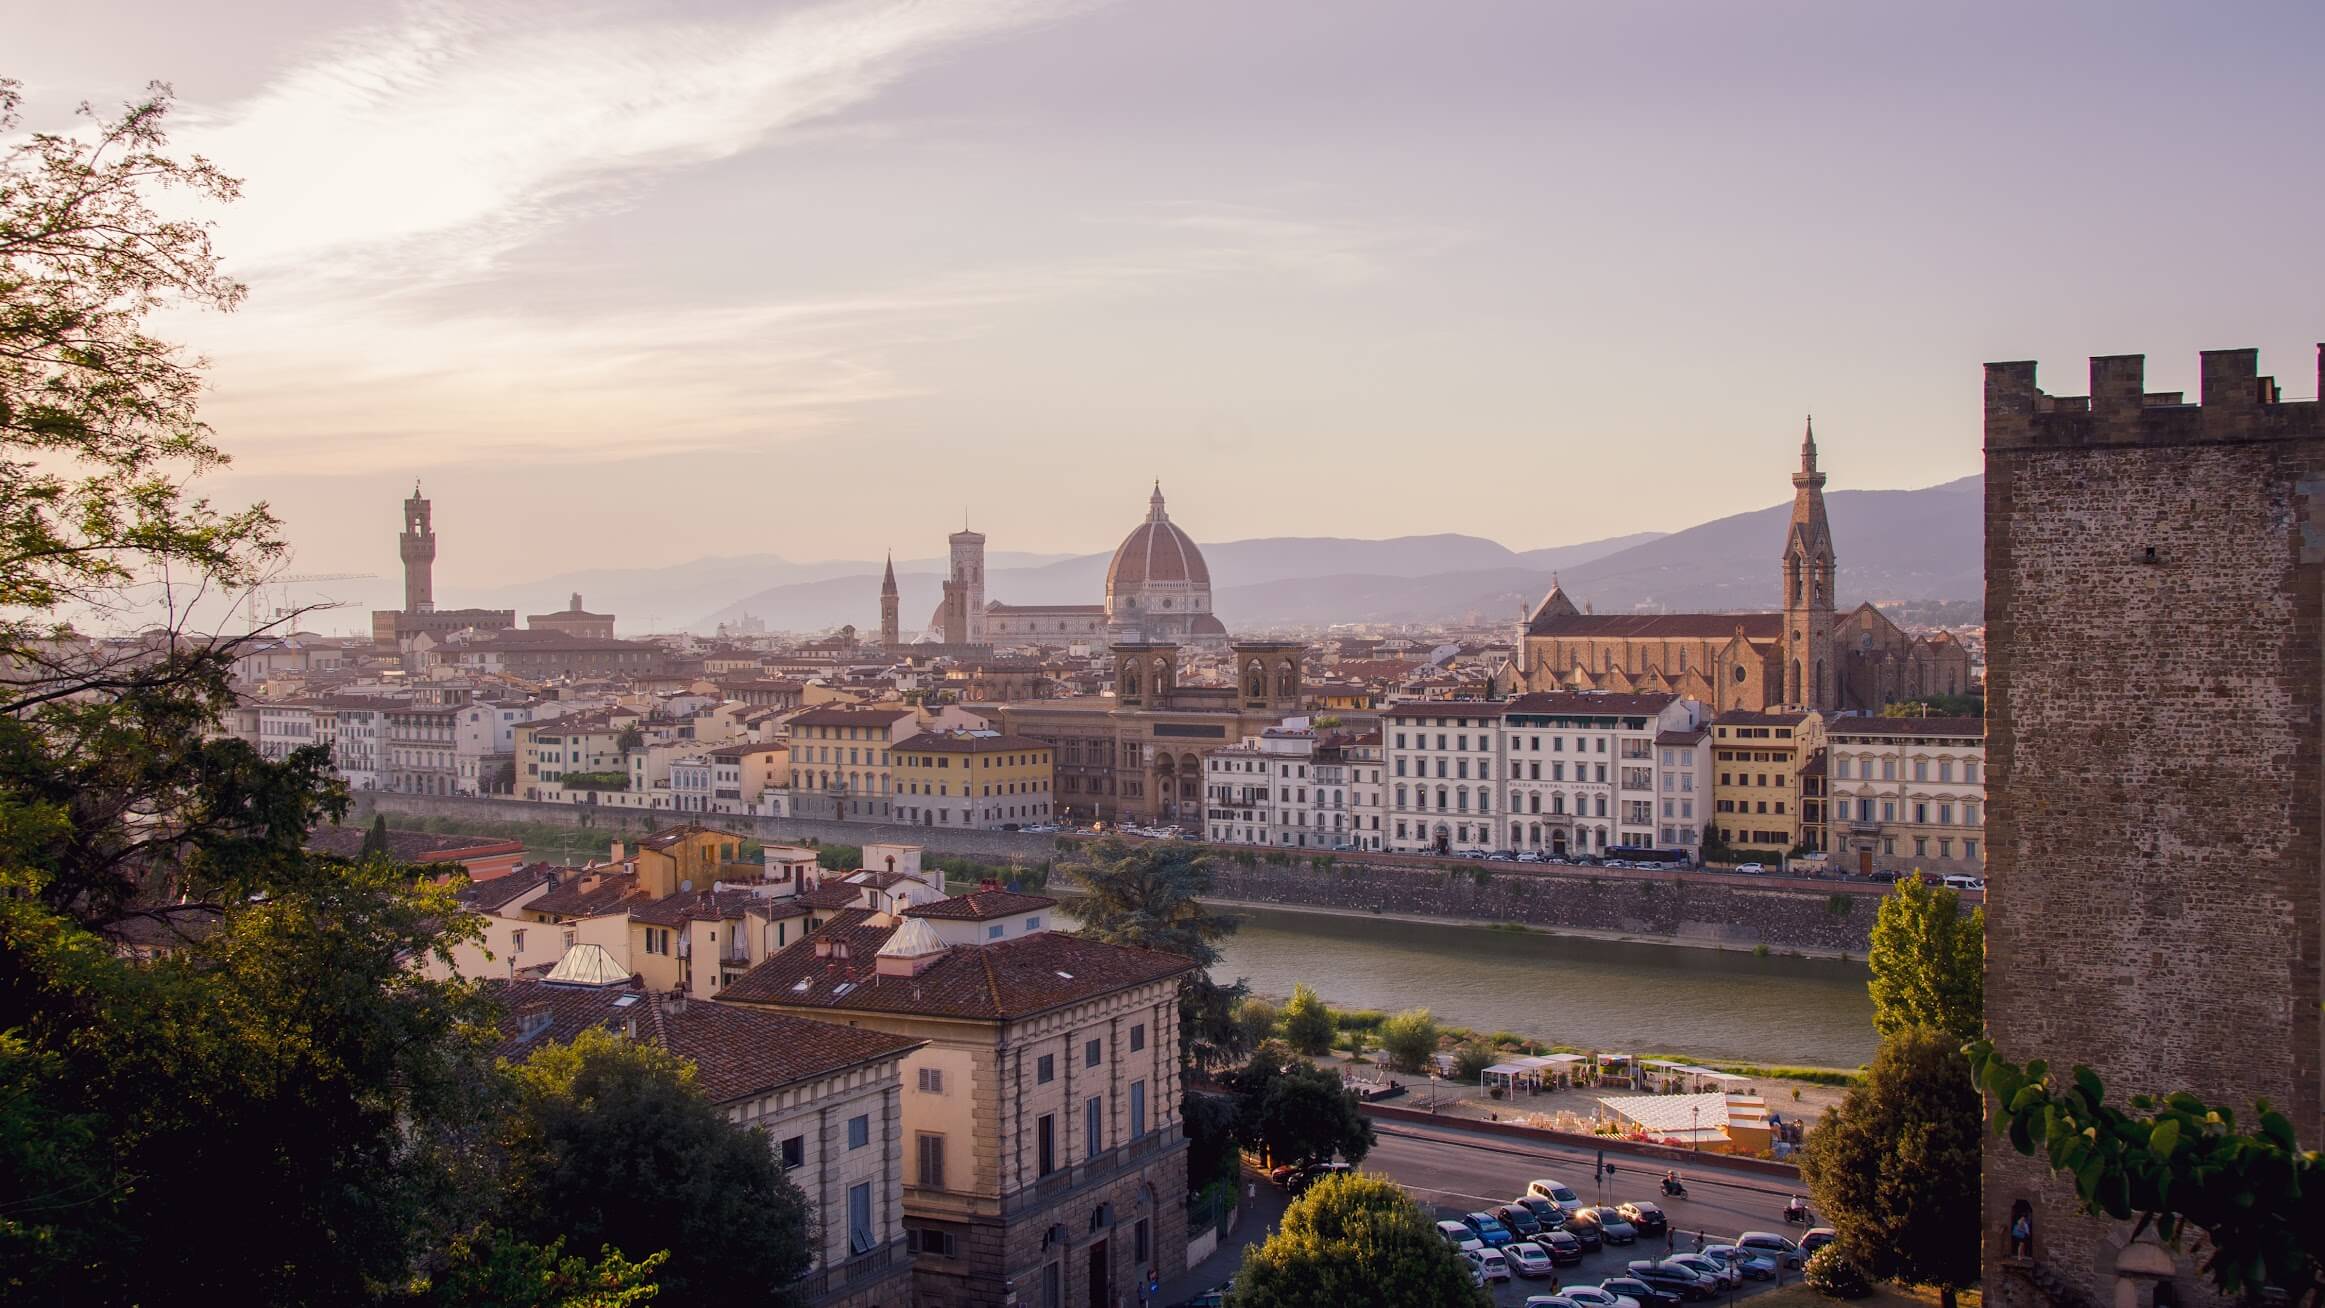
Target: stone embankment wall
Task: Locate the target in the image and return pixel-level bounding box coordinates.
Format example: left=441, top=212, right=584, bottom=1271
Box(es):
left=1206, top=857, right=1879, bottom=954
left=353, top=793, right=1883, bottom=952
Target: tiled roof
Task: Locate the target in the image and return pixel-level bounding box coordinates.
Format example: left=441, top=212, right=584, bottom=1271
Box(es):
left=895, top=731, right=1053, bottom=754
left=788, top=706, right=918, bottom=727
left=630, top=888, right=764, bottom=927
left=798, top=882, right=865, bottom=911
left=721, top=911, right=1197, bottom=1021
left=530, top=871, right=649, bottom=919
left=459, top=864, right=564, bottom=912
left=1655, top=728, right=1710, bottom=746
left=486, top=979, right=921, bottom=1105
left=1505, top=691, right=1678, bottom=717
left=1715, top=709, right=1813, bottom=726
left=1384, top=700, right=1513, bottom=720
left=1525, top=611, right=1784, bottom=640
left=903, top=890, right=1058, bottom=922
left=306, top=825, right=524, bottom=864
left=705, top=741, right=785, bottom=759
left=1824, top=715, right=1984, bottom=739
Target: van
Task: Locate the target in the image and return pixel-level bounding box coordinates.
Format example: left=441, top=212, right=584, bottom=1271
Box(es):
left=1940, top=874, right=1986, bottom=892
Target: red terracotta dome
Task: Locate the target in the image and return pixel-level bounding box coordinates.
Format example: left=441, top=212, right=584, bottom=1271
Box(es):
left=1106, top=484, right=1211, bottom=589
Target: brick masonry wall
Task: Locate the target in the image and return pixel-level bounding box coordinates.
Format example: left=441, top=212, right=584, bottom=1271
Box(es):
left=1983, top=361, right=2325, bottom=1308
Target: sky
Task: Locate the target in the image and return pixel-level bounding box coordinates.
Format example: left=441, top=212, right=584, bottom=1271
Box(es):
left=13, top=0, right=2325, bottom=594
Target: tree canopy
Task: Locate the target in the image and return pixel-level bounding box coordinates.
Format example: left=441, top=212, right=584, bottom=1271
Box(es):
left=1063, top=834, right=1252, bottom=1074
left=1797, top=1028, right=1981, bottom=1308
left=1222, top=1044, right=1374, bottom=1169
left=1970, top=1041, right=2325, bottom=1307
left=1376, top=1008, right=1439, bottom=1073
left=1279, top=982, right=1335, bottom=1055
left=1227, top=1171, right=1487, bottom=1308
left=1865, top=876, right=1983, bottom=1042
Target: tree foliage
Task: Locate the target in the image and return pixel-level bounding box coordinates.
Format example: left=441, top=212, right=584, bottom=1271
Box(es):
left=1796, top=1029, right=1981, bottom=1308
left=1865, top=877, right=1983, bottom=1043
left=497, top=1029, right=815, bottom=1302
left=360, top=812, right=391, bottom=858
left=429, top=1229, right=666, bottom=1308
left=1062, top=835, right=1251, bottom=1074
left=1222, top=1044, right=1374, bottom=1169
left=1227, top=1171, right=1487, bottom=1308
left=1279, top=982, right=1335, bottom=1056
left=1377, top=1008, right=1439, bottom=1073
left=1970, top=1040, right=2325, bottom=1306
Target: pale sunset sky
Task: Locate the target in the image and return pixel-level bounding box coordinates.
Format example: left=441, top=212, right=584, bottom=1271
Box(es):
left=14, top=0, right=2323, bottom=590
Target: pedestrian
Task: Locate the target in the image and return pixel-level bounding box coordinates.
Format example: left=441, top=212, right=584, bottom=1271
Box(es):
left=2010, top=1212, right=2033, bottom=1258
left=1666, top=1224, right=1676, bottom=1252
left=1695, top=1230, right=1706, bottom=1253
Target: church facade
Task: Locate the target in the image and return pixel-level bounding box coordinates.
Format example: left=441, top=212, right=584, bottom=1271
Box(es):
left=1509, top=425, right=1971, bottom=714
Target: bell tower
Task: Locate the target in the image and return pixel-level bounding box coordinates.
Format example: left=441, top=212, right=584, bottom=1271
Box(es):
left=1111, top=641, right=1178, bottom=709
left=879, top=552, right=900, bottom=647
left=399, top=481, right=436, bottom=614
left=1780, top=418, right=1836, bottom=709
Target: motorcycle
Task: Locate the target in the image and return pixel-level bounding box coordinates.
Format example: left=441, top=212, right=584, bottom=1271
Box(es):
left=1783, top=1202, right=1813, bottom=1226
left=1660, top=1178, right=1688, bottom=1199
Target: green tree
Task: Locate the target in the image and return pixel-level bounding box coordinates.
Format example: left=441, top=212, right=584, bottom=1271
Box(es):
left=1970, top=1041, right=2325, bottom=1306
left=360, top=812, right=391, bottom=858
left=1866, top=876, right=1983, bottom=1042
left=1449, top=1042, right=1496, bottom=1083
left=1234, top=996, right=1279, bottom=1050
left=615, top=726, right=645, bottom=754
left=1227, top=1171, right=1486, bottom=1308
left=1797, top=1029, right=1981, bottom=1308
left=1223, top=1045, right=1374, bottom=1169
left=1377, top=1008, right=1440, bottom=1073
left=498, top=1028, right=815, bottom=1302
left=1062, top=835, right=1251, bottom=1073
left=1279, top=983, right=1335, bottom=1056
left=428, top=1229, right=666, bottom=1308
left=1182, top=1089, right=1243, bottom=1190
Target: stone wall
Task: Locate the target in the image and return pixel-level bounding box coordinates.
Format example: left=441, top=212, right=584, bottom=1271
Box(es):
left=1204, top=857, right=1882, bottom=954
left=1982, top=349, right=2325, bottom=1308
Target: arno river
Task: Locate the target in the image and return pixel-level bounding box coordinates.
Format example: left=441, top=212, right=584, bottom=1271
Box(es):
left=1208, top=905, right=1878, bottom=1070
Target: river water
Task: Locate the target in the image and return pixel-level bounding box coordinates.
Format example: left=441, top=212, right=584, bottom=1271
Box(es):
left=1207, top=905, right=1878, bottom=1070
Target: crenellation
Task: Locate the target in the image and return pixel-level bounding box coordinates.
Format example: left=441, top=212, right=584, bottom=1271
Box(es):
left=1985, top=349, right=2324, bottom=451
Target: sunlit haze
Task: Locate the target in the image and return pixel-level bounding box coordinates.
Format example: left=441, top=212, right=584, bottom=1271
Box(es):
left=16, top=0, right=2324, bottom=593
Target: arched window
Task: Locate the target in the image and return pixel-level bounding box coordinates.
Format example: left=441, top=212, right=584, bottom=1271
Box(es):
left=1247, top=662, right=1263, bottom=698
left=1276, top=662, right=1296, bottom=697
left=1123, top=665, right=1140, bottom=697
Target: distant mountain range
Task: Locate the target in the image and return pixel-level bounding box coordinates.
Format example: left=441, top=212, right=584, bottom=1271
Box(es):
left=457, top=474, right=1980, bottom=636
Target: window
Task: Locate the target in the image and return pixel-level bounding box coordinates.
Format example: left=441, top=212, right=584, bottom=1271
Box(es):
left=847, top=1114, right=870, bottom=1150
left=918, top=1132, right=946, bottom=1188
left=916, top=1227, right=958, bottom=1257
left=1135, top=1217, right=1151, bottom=1265
left=919, top=1067, right=945, bottom=1094
left=988, top=924, right=1004, bottom=940
left=1086, top=1095, right=1103, bottom=1156
left=1130, top=1080, right=1148, bottom=1139
left=1085, top=1037, right=1102, bottom=1067
left=1037, top=1053, right=1056, bottom=1084
left=1130, top=1023, right=1146, bottom=1052
left=510, top=928, right=526, bottom=952
left=848, top=1182, right=875, bottom=1254
left=779, top=1134, right=804, bottom=1170
left=1037, top=1113, right=1057, bottom=1176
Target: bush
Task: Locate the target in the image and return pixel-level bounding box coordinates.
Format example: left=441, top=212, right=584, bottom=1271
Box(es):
left=1334, top=1009, right=1388, bottom=1033
left=1449, top=1043, right=1496, bottom=1082
left=1234, top=998, right=1279, bottom=1051
left=1486, top=1030, right=1526, bottom=1050
left=557, top=771, right=629, bottom=791
left=1803, top=1245, right=1873, bottom=1299
left=1280, top=984, right=1336, bottom=1056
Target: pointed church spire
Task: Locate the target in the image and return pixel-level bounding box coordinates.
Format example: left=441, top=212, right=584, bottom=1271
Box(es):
left=1801, top=415, right=1818, bottom=475
left=881, top=551, right=897, bottom=595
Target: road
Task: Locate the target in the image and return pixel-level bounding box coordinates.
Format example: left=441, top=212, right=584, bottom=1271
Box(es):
left=1164, top=1120, right=1813, bottom=1308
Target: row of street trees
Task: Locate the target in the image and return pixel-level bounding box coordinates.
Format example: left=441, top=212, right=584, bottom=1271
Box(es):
left=0, top=81, right=815, bottom=1305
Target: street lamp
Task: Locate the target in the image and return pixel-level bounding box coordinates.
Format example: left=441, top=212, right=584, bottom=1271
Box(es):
left=1429, top=1071, right=1439, bottom=1113
left=1692, top=1105, right=1700, bottom=1153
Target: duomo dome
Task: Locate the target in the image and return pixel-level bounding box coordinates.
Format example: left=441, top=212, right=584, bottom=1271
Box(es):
left=1104, top=483, right=1225, bottom=642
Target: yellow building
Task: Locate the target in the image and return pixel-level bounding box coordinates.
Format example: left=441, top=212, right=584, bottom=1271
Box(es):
left=892, top=731, right=1056, bottom=829
left=516, top=709, right=640, bottom=800
left=784, top=704, right=922, bottom=820
left=1709, top=709, right=1824, bottom=860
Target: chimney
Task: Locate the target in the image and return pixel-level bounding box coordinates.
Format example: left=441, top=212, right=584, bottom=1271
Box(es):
left=609, top=839, right=626, bottom=862
left=664, top=987, right=687, bottom=1016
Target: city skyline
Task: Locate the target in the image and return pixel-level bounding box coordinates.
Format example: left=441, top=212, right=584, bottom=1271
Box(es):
left=14, top=0, right=2324, bottom=585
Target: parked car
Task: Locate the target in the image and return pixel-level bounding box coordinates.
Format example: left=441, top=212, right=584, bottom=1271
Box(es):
left=1267, top=1163, right=1301, bottom=1187
left=1574, top=1206, right=1637, bottom=1244
left=1801, top=1227, right=1839, bottom=1257
left=1286, top=1161, right=1351, bottom=1194
left=1538, top=1229, right=1586, bottom=1265
left=1487, top=851, right=1518, bottom=862
left=1734, top=862, right=1767, bottom=874
left=1599, top=1276, right=1684, bottom=1308
left=1617, top=1200, right=1668, bottom=1235
left=1469, top=1247, right=1513, bottom=1283
left=1666, top=1253, right=1739, bottom=1289
left=1735, top=1231, right=1805, bottom=1268
left=1526, top=1178, right=1585, bottom=1213
left=1702, top=1245, right=1779, bottom=1281
left=1626, top=1260, right=1718, bottom=1301
left=1562, top=1214, right=1603, bottom=1251
left=1506, top=1242, right=1556, bottom=1279
left=1437, top=1220, right=1485, bottom=1253
left=1524, top=1298, right=1580, bottom=1308
left=1463, top=1211, right=1515, bottom=1248
left=1175, top=1283, right=1231, bottom=1308
left=1493, top=1203, right=1545, bottom=1238
left=1560, top=1286, right=1641, bottom=1308
left=1513, top=1195, right=1567, bottom=1228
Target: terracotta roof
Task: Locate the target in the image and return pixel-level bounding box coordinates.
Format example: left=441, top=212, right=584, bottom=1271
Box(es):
left=530, top=871, right=649, bottom=918
left=789, top=706, right=918, bottom=727
left=1715, top=709, right=1813, bottom=727
left=1505, top=691, right=1678, bottom=717
left=798, top=882, right=865, bottom=911
left=306, top=825, right=525, bottom=864
left=459, top=864, right=564, bottom=912
left=1106, top=485, right=1211, bottom=588
left=722, top=911, right=1197, bottom=1021
left=1655, top=728, right=1710, bottom=746
left=1824, top=715, right=1984, bottom=739
left=1526, top=612, right=1784, bottom=641
left=987, top=603, right=1108, bottom=615
left=903, top=890, right=1058, bottom=922
left=1384, top=700, right=1513, bottom=720
left=631, top=888, right=763, bottom=927
left=706, top=741, right=785, bottom=759
left=487, top=979, right=921, bottom=1105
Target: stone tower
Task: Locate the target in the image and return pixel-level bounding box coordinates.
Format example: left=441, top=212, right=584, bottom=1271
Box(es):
left=1779, top=419, right=1835, bottom=709
left=948, top=524, right=986, bottom=645
left=1232, top=640, right=1306, bottom=714
left=1110, top=641, right=1178, bottom=709
left=1982, top=346, right=2324, bottom=1308
left=399, top=481, right=436, bottom=614
left=878, top=552, right=900, bottom=648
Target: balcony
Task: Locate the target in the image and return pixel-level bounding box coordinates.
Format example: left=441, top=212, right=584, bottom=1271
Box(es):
left=1005, top=1124, right=1180, bottom=1218
left=791, top=1236, right=907, bottom=1301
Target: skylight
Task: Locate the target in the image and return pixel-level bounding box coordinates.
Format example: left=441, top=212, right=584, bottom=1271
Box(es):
left=791, top=978, right=812, bottom=992
left=611, top=994, right=639, bottom=1007
left=832, top=982, right=855, bottom=996
left=1055, top=970, right=1074, bottom=979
